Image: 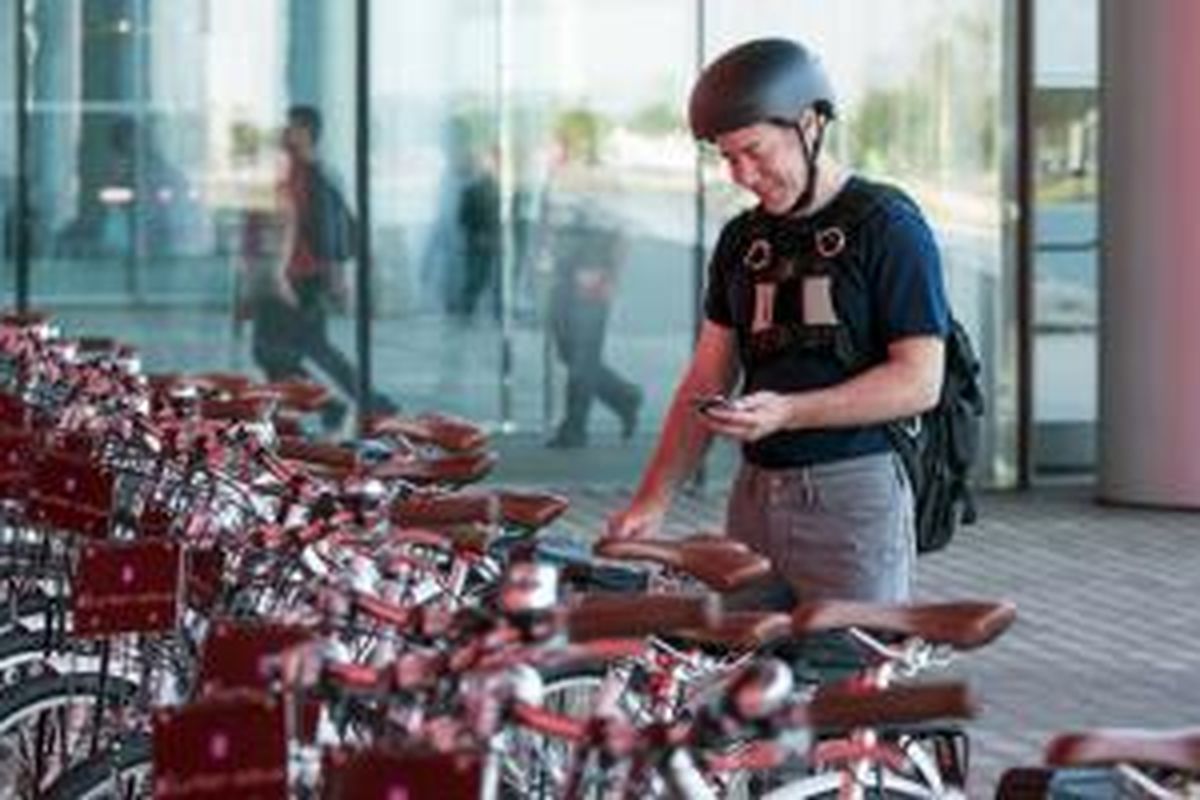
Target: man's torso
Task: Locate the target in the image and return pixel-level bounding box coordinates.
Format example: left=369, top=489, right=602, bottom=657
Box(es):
left=704, top=176, right=951, bottom=468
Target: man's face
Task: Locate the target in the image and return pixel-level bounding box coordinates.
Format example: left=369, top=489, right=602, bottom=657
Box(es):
left=715, top=122, right=807, bottom=215
left=281, top=121, right=311, bottom=155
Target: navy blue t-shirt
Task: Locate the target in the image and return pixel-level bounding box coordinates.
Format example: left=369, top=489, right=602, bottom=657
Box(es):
left=704, top=176, right=951, bottom=468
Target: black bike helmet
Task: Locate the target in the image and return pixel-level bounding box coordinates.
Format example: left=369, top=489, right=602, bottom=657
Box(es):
left=689, top=38, right=835, bottom=142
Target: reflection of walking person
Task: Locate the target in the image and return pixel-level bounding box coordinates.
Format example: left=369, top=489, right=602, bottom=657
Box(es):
left=250, top=104, right=395, bottom=432
left=453, top=153, right=500, bottom=321
left=547, top=211, right=643, bottom=448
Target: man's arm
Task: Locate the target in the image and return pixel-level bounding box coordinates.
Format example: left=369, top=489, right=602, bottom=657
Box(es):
left=606, top=321, right=740, bottom=539
left=703, top=335, right=944, bottom=443
left=274, top=182, right=300, bottom=307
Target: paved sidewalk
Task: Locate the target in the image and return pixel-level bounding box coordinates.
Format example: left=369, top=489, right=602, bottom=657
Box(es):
left=547, top=482, right=1200, bottom=796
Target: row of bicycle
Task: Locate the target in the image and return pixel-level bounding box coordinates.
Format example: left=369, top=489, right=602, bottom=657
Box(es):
left=0, top=309, right=1194, bottom=798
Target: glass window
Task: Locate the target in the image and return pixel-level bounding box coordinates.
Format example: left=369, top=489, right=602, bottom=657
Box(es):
left=370, top=0, right=698, bottom=457
left=21, top=1, right=373, bottom=431
left=1033, top=0, right=1098, bottom=473
left=2, top=0, right=15, bottom=300
left=502, top=0, right=698, bottom=447
left=368, top=0, right=503, bottom=422
left=25, top=1, right=274, bottom=362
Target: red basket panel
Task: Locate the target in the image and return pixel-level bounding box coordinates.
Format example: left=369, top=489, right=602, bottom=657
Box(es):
left=152, top=692, right=287, bottom=800
left=196, top=620, right=315, bottom=695
left=29, top=450, right=114, bottom=538
left=72, top=539, right=181, bottom=636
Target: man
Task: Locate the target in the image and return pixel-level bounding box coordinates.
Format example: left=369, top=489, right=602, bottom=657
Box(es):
left=607, top=39, right=950, bottom=609
left=253, top=104, right=394, bottom=431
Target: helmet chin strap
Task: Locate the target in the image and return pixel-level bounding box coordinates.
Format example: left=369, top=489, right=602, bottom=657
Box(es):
left=783, top=118, right=827, bottom=218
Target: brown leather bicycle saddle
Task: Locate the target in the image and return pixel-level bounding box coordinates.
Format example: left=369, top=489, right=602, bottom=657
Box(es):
left=198, top=395, right=276, bottom=423
left=276, top=436, right=359, bottom=471
left=362, top=412, right=489, bottom=454
left=594, top=535, right=771, bottom=594
left=1046, top=728, right=1200, bottom=773
left=390, top=490, right=569, bottom=531
left=805, top=682, right=977, bottom=734
left=564, top=592, right=719, bottom=642
left=239, top=379, right=331, bottom=413
left=147, top=372, right=196, bottom=394
left=371, top=451, right=497, bottom=485
left=674, top=611, right=793, bottom=651
left=790, top=600, right=1017, bottom=650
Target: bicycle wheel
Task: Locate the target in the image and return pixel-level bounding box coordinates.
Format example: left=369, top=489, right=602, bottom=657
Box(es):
left=500, top=662, right=609, bottom=800
left=44, top=734, right=151, bottom=800
left=0, top=587, right=61, bottom=638
left=0, top=628, right=68, bottom=687
left=765, top=753, right=965, bottom=800
left=503, top=655, right=700, bottom=800
left=0, top=672, right=139, bottom=796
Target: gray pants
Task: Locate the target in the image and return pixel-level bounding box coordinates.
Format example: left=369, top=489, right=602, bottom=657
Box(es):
left=724, top=452, right=915, bottom=611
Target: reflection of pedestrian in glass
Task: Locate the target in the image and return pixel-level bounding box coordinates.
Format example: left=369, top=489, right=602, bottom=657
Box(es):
left=251, top=104, right=395, bottom=432
left=453, top=147, right=500, bottom=321
left=547, top=208, right=643, bottom=448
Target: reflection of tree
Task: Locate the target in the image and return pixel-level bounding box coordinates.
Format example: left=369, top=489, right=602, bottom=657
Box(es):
left=844, top=9, right=997, bottom=185
left=1033, top=89, right=1097, bottom=203
left=627, top=101, right=679, bottom=136
left=555, top=108, right=608, bottom=165
left=848, top=88, right=906, bottom=174
left=229, top=121, right=268, bottom=166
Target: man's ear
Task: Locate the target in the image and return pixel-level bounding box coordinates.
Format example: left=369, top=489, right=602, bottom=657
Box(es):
left=797, top=109, right=827, bottom=148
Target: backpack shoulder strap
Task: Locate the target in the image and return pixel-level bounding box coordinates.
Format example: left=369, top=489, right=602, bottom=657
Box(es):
left=819, top=177, right=892, bottom=244
left=820, top=179, right=893, bottom=372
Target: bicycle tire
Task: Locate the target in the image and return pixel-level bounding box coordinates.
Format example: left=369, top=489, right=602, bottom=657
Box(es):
left=0, top=672, right=140, bottom=796
left=43, top=733, right=152, bottom=800
left=0, top=627, right=70, bottom=686
left=500, top=662, right=608, bottom=800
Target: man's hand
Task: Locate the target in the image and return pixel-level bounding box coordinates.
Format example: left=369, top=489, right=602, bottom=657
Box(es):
left=699, top=390, right=793, bottom=443
left=605, top=501, right=666, bottom=540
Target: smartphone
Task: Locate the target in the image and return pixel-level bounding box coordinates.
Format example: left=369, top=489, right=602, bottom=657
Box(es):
left=692, top=394, right=737, bottom=415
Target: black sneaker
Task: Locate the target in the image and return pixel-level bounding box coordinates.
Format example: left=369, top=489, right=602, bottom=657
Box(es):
left=546, top=427, right=587, bottom=449
left=320, top=398, right=349, bottom=434
left=619, top=388, right=644, bottom=441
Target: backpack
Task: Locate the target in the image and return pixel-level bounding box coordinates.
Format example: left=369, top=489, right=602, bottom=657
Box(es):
left=736, top=179, right=985, bottom=554
left=884, top=318, right=985, bottom=553
left=829, top=182, right=985, bottom=554
left=305, top=164, right=358, bottom=263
